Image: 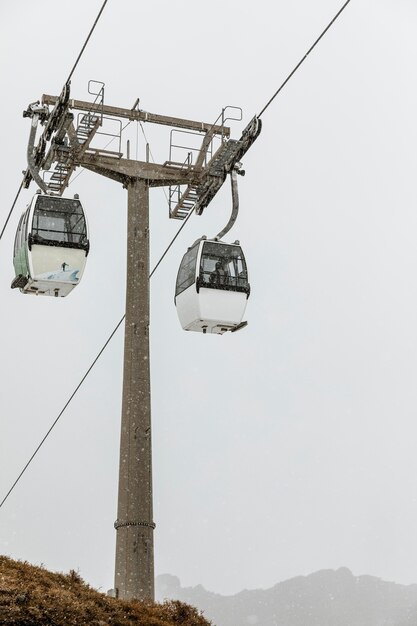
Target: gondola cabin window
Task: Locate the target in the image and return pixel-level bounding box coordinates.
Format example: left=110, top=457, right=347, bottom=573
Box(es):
left=13, top=213, right=24, bottom=257
left=175, top=242, right=199, bottom=296
left=31, top=197, right=87, bottom=247
left=199, top=242, right=249, bottom=292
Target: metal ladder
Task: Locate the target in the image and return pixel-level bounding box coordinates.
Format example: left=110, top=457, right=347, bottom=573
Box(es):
left=76, top=113, right=101, bottom=145
left=169, top=183, right=199, bottom=220
left=44, top=113, right=102, bottom=195
left=47, top=158, right=72, bottom=194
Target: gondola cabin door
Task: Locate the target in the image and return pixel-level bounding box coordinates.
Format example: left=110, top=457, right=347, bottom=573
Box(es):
left=12, top=193, right=89, bottom=297
left=175, top=239, right=250, bottom=334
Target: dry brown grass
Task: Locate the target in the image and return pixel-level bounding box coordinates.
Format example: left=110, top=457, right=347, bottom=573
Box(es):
left=0, top=556, right=211, bottom=626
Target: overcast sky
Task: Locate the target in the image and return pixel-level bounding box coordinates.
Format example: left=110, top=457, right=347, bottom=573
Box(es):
left=1, top=0, right=417, bottom=597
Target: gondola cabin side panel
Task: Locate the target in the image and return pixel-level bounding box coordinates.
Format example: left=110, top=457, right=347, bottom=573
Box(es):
left=13, top=210, right=30, bottom=279
left=198, top=288, right=248, bottom=328
left=28, top=244, right=87, bottom=295
left=11, top=193, right=89, bottom=297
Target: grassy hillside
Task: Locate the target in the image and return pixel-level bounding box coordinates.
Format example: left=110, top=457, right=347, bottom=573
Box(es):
left=0, top=556, right=211, bottom=626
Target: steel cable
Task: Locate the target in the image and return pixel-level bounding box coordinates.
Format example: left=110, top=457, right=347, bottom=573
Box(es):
left=0, top=209, right=196, bottom=510
left=66, top=0, right=109, bottom=84
left=258, top=0, right=353, bottom=118
left=1, top=0, right=355, bottom=510
left=0, top=180, right=24, bottom=242
left=0, top=0, right=110, bottom=244
left=0, top=317, right=124, bottom=510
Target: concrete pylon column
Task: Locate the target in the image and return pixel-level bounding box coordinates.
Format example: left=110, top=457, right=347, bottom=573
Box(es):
left=114, top=177, right=154, bottom=601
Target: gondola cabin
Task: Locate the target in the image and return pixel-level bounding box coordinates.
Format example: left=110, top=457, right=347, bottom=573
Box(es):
left=175, top=238, right=250, bottom=334
left=11, top=192, right=89, bottom=297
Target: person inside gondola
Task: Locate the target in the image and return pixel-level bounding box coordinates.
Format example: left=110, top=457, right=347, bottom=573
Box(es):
left=210, top=261, right=227, bottom=286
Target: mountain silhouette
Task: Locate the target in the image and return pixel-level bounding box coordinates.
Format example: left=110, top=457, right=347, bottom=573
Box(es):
left=156, top=568, right=417, bottom=626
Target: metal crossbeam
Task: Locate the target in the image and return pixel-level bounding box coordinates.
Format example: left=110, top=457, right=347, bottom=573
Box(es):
left=42, top=95, right=230, bottom=137
left=78, top=153, right=201, bottom=188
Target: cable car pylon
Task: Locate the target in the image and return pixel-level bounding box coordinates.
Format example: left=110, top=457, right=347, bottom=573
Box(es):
left=17, top=80, right=261, bottom=600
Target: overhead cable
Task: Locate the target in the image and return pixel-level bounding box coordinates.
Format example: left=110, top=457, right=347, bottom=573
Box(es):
left=66, top=0, right=109, bottom=84
left=0, top=316, right=124, bottom=511
left=257, top=0, right=353, bottom=118
left=1, top=0, right=355, bottom=509
left=150, top=208, right=195, bottom=279
left=0, top=210, right=196, bottom=511
left=0, top=0, right=110, bottom=244
left=0, top=180, right=24, bottom=242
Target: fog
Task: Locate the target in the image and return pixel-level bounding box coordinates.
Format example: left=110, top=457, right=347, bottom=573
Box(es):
left=1, top=0, right=417, bottom=596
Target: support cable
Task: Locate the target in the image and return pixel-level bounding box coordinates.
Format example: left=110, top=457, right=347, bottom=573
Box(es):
left=150, top=207, right=195, bottom=279
left=0, top=0, right=354, bottom=510
left=0, top=209, right=195, bottom=511
left=65, top=0, right=109, bottom=84
left=0, top=316, right=124, bottom=511
left=0, top=0, right=110, bottom=244
left=257, top=0, right=352, bottom=118
left=0, top=181, right=24, bottom=242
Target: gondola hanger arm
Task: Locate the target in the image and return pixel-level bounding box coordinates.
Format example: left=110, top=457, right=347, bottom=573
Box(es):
left=215, top=164, right=244, bottom=241
left=26, top=111, right=49, bottom=194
